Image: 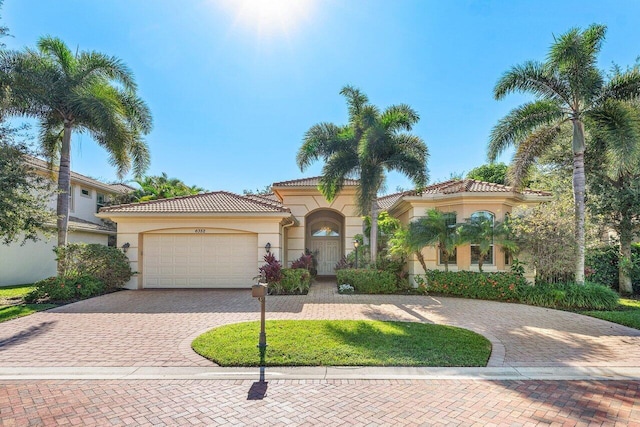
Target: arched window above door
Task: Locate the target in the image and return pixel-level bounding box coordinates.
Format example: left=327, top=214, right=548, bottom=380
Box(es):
left=310, top=220, right=340, bottom=237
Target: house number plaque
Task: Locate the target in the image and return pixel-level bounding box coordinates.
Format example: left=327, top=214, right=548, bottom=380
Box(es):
left=194, top=229, right=206, bottom=234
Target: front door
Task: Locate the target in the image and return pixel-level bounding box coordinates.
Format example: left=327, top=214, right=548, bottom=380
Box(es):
left=310, top=239, right=340, bottom=276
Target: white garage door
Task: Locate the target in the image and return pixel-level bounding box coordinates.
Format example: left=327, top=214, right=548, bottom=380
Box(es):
left=143, top=234, right=257, bottom=288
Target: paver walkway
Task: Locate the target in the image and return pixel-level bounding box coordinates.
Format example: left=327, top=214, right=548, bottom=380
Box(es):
left=1, top=280, right=640, bottom=425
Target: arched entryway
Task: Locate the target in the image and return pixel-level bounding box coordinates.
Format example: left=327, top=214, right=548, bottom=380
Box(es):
left=306, top=210, right=345, bottom=276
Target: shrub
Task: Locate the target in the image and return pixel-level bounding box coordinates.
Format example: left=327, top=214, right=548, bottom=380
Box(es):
left=415, top=270, right=525, bottom=302
left=291, top=250, right=318, bottom=277
left=586, top=245, right=640, bottom=294
left=518, top=282, right=619, bottom=310
left=334, top=255, right=352, bottom=271
left=26, top=275, right=105, bottom=303
left=276, top=268, right=311, bottom=295
left=55, top=243, right=132, bottom=292
left=258, top=253, right=282, bottom=285
left=336, top=269, right=397, bottom=294
left=374, top=256, right=410, bottom=290
left=338, top=283, right=354, bottom=294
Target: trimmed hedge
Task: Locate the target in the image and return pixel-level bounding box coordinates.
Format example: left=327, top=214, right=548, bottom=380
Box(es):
left=416, top=270, right=525, bottom=302
left=518, top=281, right=619, bottom=310
left=269, top=268, right=311, bottom=295
left=415, top=270, right=619, bottom=311
left=336, top=269, right=397, bottom=294
left=55, top=243, right=132, bottom=292
left=25, top=275, right=105, bottom=303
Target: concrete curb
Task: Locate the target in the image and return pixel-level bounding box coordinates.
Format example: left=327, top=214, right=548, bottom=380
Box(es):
left=1, top=366, right=639, bottom=381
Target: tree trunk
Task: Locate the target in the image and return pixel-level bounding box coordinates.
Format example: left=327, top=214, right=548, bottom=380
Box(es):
left=618, top=217, right=634, bottom=295
left=572, top=119, right=586, bottom=285
left=415, top=250, right=427, bottom=274
left=478, top=255, right=484, bottom=273
left=56, top=121, right=73, bottom=276
left=370, top=199, right=378, bottom=264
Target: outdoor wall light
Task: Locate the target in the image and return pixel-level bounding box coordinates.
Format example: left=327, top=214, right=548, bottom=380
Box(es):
left=265, top=242, right=271, bottom=253
left=121, top=242, right=130, bottom=253
left=353, top=239, right=359, bottom=269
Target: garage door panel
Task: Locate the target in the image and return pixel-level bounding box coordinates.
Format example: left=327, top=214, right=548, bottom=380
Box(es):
left=143, top=233, right=257, bottom=288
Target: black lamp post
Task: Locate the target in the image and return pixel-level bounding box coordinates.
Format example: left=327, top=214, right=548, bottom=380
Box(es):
left=353, top=239, right=359, bottom=269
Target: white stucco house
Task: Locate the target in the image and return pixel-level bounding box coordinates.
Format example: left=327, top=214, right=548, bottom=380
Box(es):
left=98, top=177, right=551, bottom=290
left=0, top=157, right=132, bottom=286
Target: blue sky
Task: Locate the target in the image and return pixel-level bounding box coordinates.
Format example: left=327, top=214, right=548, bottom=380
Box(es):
left=4, top=0, right=640, bottom=194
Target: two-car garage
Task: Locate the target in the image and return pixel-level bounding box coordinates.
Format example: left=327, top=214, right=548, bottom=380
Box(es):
left=143, top=233, right=258, bottom=288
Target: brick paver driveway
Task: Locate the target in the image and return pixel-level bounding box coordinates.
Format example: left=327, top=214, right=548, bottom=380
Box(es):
left=1, top=281, right=640, bottom=425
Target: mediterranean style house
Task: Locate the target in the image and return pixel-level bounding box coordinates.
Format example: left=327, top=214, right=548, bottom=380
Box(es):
left=0, top=157, right=132, bottom=286
left=98, top=177, right=551, bottom=289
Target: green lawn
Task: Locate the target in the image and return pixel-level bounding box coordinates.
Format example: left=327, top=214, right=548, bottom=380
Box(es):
left=582, top=298, right=640, bottom=330
left=192, top=320, right=491, bottom=367
left=0, top=284, right=34, bottom=302
left=0, top=304, right=57, bottom=322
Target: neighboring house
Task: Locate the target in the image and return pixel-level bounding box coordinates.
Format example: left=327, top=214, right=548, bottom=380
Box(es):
left=0, top=157, right=133, bottom=286
left=98, top=177, right=551, bottom=290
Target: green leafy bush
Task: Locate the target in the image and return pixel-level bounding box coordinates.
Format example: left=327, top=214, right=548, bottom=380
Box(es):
left=276, top=268, right=311, bottom=295
left=416, top=270, right=525, bottom=302
left=586, top=245, right=640, bottom=294
left=519, top=282, right=619, bottom=310
left=25, top=275, right=105, bottom=303
left=55, top=243, right=132, bottom=292
left=336, top=269, right=397, bottom=294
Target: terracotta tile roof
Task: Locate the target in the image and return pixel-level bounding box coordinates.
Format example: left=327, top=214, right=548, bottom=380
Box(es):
left=377, top=190, right=415, bottom=210
left=68, top=216, right=115, bottom=233
left=243, top=193, right=282, bottom=204
left=416, top=179, right=551, bottom=197
left=24, top=156, right=131, bottom=194
left=272, top=176, right=359, bottom=187
left=99, top=191, right=291, bottom=214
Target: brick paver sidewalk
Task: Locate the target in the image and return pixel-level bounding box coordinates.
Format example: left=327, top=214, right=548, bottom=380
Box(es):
left=1, top=280, right=640, bottom=425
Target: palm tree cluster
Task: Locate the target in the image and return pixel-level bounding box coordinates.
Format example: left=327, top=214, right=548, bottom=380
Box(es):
left=297, top=85, right=429, bottom=262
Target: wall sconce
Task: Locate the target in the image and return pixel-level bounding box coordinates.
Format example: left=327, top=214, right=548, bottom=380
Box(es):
left=265, top=242, right=271, bottom=253
left=121, top=242, right=130, bottom=253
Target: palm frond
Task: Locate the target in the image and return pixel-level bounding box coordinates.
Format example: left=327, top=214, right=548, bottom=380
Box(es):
left=297, top=122, right=346, bottom=170
left=380, top=104, right=419, bottom=132
left=548, top=24, right=606, bottom=73
left=339, top=85, right=368, bottom=120
left=494, top=61, right=571, bottom=104
left=37, top=36, right=75, bottom=76
left=76, top=51, right=137, bottom=91
left=488, top=100, right=565, bottom=161
left=600, top=67, right=640, bottom=101
left=317, top=150, right=359, bottom=202
left=509, top=125, right=563, bottom=187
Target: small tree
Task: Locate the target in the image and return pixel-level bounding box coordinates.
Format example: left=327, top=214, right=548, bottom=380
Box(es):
left=407, top=209, right=463, bottom=272
left=460, top=215, right=517, bottom=272
left=466, top=163, right=508, bottom=185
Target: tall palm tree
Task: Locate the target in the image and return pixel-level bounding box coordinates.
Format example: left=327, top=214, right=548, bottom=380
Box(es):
left=297, top=85, right=428, bottom=262
left=407, top=209, right=462, bottom=272
left=0, top=37, right=152, bottom=273
left=488, top=24, right=640, bottom=284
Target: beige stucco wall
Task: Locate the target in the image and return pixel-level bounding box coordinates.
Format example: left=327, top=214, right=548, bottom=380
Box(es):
left=101, top=215, right=287, bottom=289
left=391, top=194, right=545, bottom=285
left=274, top=187, right=362, bottom=267
left=0, top=231, right=109, bottom=286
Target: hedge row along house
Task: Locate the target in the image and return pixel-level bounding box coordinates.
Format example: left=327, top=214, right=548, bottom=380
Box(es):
left=98, top=177, right=551, bottom=289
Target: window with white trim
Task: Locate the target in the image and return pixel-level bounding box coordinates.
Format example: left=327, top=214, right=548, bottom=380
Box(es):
left=470, top=211, right=495, bottom=265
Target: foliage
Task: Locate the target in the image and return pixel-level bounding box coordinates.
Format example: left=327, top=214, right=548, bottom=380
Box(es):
left=582, top=298, right=640, bottom=330
left=130, top=173, right=204, bottom=202
left=274, top=268, right=311, bottom=295
left=336, top=269, right=397, bottom=294
left=518, top=281, right=619, bottom=310
left=338, top=283, right=354, bottom=294
left=406, top=209, right=463, bottom=272
left=344, top=242, right=371, bottom=269
left=55, top=243, right=132, bottom=292
left=257, top=253, right=282, bottom=285
left=466, top=163, right=508, bottom=185
left=586, top=245, right=640, bottom=294
left=416, top=270, right=525, bottom=302
left=374, top=255, right=410, bottom=290
left=488, top=23, right=640, bottom=284
left=0, top=35, right=152, bottom=273
left=509, top=199, right=577, bottom=284
left=0, top=133, right=54, bottom=245
left=242, top=185, right=272, bottom=196
left=291, top=249, right=318, bottom=277
left=363, top=211, right=402, bottom=254
left=297, top=85, right=429, bottom=262
left=334, top=255, right=352, bottom=271
left=0, top=304, right=57, bottom=323
left=192, top=320, right=492, bottom=367
left=26, top=275, right=105, bottom=303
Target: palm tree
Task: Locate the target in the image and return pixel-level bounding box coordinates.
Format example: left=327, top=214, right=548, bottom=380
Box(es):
left=407, top=209, right=462, bottom=272
left=133, top=173, right=204, bottom=202
left=459, top=215, right=517, bottom=272
left=297, top=85, right=428, bottom=262
left=488, top=24, right=640, bottom=284
left=0, top=36, right=152, bottom=273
